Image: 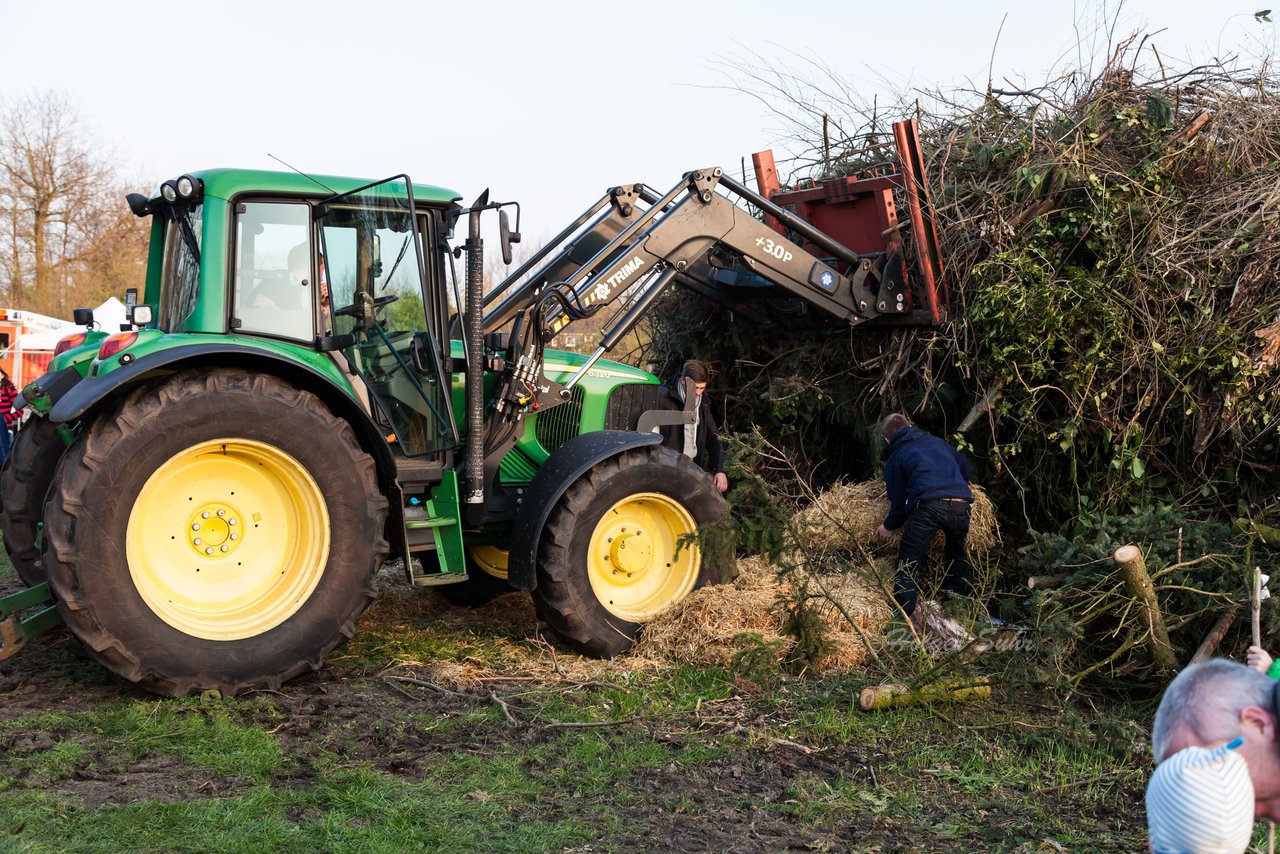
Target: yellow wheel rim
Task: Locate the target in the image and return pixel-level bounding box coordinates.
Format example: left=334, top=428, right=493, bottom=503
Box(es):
left=469, top=545, right=509, bottom=580
left=125, top=438, right=331, bottom=641
left=587, top=492, right=700, bottom=622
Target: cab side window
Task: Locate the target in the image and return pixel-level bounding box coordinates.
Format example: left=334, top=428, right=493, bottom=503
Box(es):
left=234, top=202, right=313, bottom=341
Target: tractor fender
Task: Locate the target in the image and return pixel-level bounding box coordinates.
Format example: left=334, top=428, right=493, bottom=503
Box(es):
left=46, top=343, right=403, bottom=547
left=506, top=429, right=662, bottom=592
left=51, top=343, right=355, bottom=423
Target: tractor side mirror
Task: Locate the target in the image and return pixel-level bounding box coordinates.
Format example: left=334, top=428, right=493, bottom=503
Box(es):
left=498, top=209, right=521, bottom=266
left=72, top=308, right=95, bottom=328
left=315, top=333, right=356, bottom=353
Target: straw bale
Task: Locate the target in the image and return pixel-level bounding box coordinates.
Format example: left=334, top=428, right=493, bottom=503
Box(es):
left=793, top=480, right=999, bottom=560
left=635, top=556, right=788, bottom=668
left=635, top=555, right=891, bottom=673
left=806, top=571, right=894, bottom=672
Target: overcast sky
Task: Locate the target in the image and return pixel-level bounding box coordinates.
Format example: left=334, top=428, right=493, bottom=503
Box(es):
left=0, top=0, right=1273, bottom=240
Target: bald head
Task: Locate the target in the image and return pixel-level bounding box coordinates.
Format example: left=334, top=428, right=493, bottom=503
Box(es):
left=1153, top=659, right=1274, bottom=761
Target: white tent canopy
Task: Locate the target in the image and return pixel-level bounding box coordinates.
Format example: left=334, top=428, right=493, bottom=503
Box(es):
left=18, top=297, right=129, bottom=351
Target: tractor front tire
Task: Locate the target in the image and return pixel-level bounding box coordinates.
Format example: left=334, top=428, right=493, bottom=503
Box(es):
left=533, top=445, right=731, bottom=658
left=0, top=418, right=68, bottom=586
left=41, top=369, right=388, bottom=696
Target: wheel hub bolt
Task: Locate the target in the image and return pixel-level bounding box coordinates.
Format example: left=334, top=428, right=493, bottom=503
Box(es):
left=188, top=503, right=241, bottom=558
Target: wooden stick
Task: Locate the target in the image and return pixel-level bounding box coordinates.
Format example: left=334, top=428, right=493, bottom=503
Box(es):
left=1027, top=574, right=1066, bottom=591
left=1254, top=567, right=1263, bottom=649
left=858, top=680, right=991, bottom=711
left=1114, top=545, right=1176, bottom=672
left=1165, top=109, right=1213, bottom=149
left=1252, top=566, right=1274, bottom=854
left=1189, top=607, right=1238, bottom=665
left=957, top=380, right=1005, bottom=433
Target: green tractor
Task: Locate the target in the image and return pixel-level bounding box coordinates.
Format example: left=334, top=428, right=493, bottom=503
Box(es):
left=0, top=122, right=945, bottom=695
left=0, top=171, right=735, bottom=696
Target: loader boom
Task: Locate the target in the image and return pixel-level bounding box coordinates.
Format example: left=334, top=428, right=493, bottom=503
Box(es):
left=479, top=118, right=946, bottom=434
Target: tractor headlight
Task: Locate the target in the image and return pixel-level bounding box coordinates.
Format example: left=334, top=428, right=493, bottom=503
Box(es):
left=129, top=304, right=154, bottom=327
left=176, top=175, right=202, bottom=201
left=160, top=181, right=178, bottom=204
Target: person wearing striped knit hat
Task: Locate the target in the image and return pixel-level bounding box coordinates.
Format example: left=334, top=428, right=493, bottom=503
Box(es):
left=1146, top=737, right=1254, bottom=853
left=1153, top=660, right=1280, bottom=819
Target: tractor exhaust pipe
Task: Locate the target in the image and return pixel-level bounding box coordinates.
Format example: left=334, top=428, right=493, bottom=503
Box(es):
left=464, top=192, right=488, bottom=523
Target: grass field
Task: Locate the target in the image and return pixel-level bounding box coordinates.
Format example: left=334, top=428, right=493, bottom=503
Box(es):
left=0, top=547, right=1153, bottom=853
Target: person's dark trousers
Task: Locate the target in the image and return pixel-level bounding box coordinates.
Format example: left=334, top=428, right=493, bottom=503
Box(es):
left=892, top=499, right=972, bottom=617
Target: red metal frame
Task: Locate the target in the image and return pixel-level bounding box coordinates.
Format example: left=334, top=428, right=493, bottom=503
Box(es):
left=752, top=119, right=946, bottom=325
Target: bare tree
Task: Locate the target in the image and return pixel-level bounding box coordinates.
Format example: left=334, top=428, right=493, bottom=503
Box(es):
left=0, top=91, right=146, bottom=316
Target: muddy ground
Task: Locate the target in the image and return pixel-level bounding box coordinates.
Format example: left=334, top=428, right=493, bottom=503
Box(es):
left=0, top=568, right=1146, bottom=853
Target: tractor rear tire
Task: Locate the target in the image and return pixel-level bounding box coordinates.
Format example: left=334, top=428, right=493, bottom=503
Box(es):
left=533, top=445, right=731, bottom=658
left=0, top=418, right=67, bottom=586
left=41, top=369, right=388, bottom=697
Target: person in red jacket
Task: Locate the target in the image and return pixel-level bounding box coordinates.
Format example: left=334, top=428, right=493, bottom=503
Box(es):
left=0, top=367, right=19, bottom=463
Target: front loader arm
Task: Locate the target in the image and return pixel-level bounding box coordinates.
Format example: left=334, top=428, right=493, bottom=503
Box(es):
left=476, top=118, right=945, bottom=485
left=523, top=166, right=892, bottom=365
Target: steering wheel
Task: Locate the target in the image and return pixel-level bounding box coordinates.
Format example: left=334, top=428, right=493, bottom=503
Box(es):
left=334, top=292, right=400, bottom=319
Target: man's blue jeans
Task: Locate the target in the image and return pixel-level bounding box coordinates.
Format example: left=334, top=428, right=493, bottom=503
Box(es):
left=893, top=498, right=972, bottom=617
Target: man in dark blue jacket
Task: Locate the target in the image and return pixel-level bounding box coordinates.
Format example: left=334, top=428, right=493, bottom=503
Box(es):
left=874, top=413, right=974, bottom=618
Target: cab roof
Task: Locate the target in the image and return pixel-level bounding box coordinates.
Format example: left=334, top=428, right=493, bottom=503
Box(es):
left=177, top=168, right=462, bottom=208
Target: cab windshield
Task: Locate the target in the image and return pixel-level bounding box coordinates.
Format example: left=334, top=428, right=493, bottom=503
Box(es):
left=157, top=206, right=203, bottom=332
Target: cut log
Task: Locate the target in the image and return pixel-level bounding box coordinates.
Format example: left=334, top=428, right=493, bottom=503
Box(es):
left=1189, top=607, right=1239, bottom=665
left=1027, top=574, right=1065, bottom=591
left=1114, top=544, right=1177, bottom=672
left=858, top=679, right=991, bottom=711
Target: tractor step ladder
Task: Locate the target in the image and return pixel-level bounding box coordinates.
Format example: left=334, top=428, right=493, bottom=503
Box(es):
left=0, top=582, right=61, bottom=660
left=404, top=471, right=469, bottom=587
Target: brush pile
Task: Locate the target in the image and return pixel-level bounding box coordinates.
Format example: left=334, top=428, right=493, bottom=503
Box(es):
left=643, top=39, right=1280, bottom=529
left=633, top=38, right=1280, bottom=690
left=1014, top=508, right=1273, bottom=689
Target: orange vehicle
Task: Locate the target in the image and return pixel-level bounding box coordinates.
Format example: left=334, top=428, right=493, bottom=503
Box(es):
left=0, top=308, right=78, bottom=390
